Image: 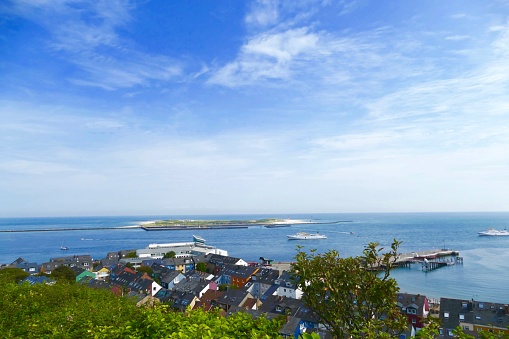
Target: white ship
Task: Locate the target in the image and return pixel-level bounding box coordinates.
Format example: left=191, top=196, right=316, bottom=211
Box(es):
left=287, top=231, right=327, bottom=240
left=478, top=228, right=509, bottom=236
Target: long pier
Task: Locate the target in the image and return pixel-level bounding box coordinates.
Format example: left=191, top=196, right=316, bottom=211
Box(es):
left=0, top=226, right=141, bottom=233
left=257, top=249, right=464, bottom=273
left=393, top=249, right=463, bottom=272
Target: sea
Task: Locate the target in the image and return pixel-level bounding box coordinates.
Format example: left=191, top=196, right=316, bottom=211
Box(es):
left=1, top=212, right=508, bottom=303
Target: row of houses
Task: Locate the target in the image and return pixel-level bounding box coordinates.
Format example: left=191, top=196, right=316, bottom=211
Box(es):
left=439, top=298, right=509, bottom=337
left=5, top=253, right=429, bottom=338
left=4, top=246, right=509, bottom=338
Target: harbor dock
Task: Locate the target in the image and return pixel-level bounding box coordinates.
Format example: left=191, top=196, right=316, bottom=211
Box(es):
left=263, top=249, right=463, bottom=273
left=393, top=249, right=463, bottom=272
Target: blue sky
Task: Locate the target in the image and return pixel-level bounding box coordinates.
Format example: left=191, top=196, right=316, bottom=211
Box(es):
left=1, top=0, right=509, bottom=217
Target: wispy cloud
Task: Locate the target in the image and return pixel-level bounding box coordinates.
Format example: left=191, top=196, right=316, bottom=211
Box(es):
left=445, top=35, right=470, bottom=41
left=5, top=0, right=182, bottom=89
left=451, top=13, right=468, bottom=19
left=208, top=27, right=319, bottom=86
left=245, top=0, right=279, bottom=26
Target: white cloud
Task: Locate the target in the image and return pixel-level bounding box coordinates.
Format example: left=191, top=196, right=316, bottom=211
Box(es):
left=208, top=28, right=319, bottom=86
left=490, top=25, right=506, bottom=32
left=245, top=0, right=279, bottom=26
left=244, top=27, right=319, bottom=61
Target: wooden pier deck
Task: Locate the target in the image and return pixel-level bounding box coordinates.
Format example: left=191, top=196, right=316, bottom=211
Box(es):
left=392, top=249, right=463, bottom=271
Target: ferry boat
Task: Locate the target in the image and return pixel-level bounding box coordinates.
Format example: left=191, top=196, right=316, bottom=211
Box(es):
left=287, top=232, right=327, bottom=240
left=478, top=228, right=509, bottom=236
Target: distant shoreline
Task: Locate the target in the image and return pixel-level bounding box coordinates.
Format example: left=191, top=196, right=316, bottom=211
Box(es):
left=0, top=219, right=353, bottom=233
left=140, top=218, right=352, bottom=231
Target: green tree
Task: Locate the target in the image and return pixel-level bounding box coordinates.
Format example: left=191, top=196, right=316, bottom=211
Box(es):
left=292, top=240, right=407, bottom=339
left=50, top=265, right=76, bottom=284
left=163, top=251, right=176, bottom=259
left=415, top=316, right=440, bottom=338
left=0, top=282, right=284, bottom=338
left=0, top=282, right=139, bottom=338
left=196, top=262, right=207, bottom=272
left=137, top=265, right=153, bottom=275
left=0, top=268, right=29, bottom=285
left=124, top=251, right=137, bottom=258
left=453, top=326, right=509, bottom=339
left=96, top=306, right=284, bottom=338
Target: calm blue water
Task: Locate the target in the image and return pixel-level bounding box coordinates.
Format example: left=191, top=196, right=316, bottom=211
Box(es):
left=1, top=212, right=508, bottom=303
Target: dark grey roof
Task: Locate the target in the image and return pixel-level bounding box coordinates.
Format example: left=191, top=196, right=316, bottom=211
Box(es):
left=161, top=270, right=184, bottom=284
left=111, top=270, right=154, bottom=293
left=206, top=254, right=242, bottom=266
left=173, top=277, right=208, bottom=295
left=251, top=268, right=280, bottom=285
left=87, top=279, right=112, bottom=289
left=275, top=271, right=299, bottom=289
left=170, top=291, right=197, bottom=310
left=261, top=284, right=279, bottom=300
left=106, top=252, right=120, bottom=259
left=21, top=276, right=53, bottom=285
left=280, top=316, right=302, bottom=336
left=439, top=297, right=509, bottom=337
left=218, top=289, right=252, bottom=307
left=217, top=264, right=258, bottom=280
left=98, top=258, right=119, bottom=269
left=396, top=292, right=427, bottom=314
left=258, top=295, right=317, bottom=323
left=154, top=288, right=173, bottom=302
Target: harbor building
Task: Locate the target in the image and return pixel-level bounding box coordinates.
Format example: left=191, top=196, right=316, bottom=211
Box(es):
left=136, top=236, right=227, bottom=259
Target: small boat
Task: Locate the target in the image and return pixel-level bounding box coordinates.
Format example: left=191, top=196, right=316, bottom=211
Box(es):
left=60, top=241, right=69, bottom=250
left=478, top=228, right=509, bottom=236
left=287, top=232, right=327, bottom=240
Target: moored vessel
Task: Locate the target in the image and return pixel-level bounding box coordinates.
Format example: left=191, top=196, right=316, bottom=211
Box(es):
left=478, top=228, right=509, bottom=236
left=287, top=231, right=327, bottom=240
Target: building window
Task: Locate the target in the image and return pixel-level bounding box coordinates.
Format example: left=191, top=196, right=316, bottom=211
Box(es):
left=444, top=312, right=449, bottom=318
left=478, top=303, right=484, bottom=309
left=459, top=314, right=465, bottom=320
left=412, top=319, right=416, bottom=324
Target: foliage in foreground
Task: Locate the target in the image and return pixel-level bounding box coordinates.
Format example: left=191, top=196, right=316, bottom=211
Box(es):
left=416, top=317, right=509, bottom=339
left=292, top=240, right=408, bottom=339
left=96, top=306, right=283, bottom=339
left=0, top=267, right=29, bottom=285
left=0, top=278, right=282, bottom=338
